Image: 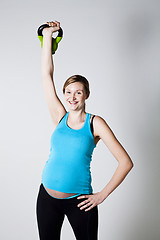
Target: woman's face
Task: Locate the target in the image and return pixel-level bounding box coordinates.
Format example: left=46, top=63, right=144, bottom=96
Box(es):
left=64, top=82, right=87, bottom=111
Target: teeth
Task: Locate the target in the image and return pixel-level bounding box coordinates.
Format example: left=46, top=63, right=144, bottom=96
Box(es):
left=70, top=101, right=78, bottom=103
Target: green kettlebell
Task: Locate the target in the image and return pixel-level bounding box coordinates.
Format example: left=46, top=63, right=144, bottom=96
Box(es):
left=37, top=24, right=63, bottom=54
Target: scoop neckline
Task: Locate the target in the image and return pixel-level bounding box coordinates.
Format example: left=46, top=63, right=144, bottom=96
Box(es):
left=65, top=112, right=88, bottom=131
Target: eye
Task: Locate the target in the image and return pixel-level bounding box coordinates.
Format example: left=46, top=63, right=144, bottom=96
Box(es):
left=66, top=91, right=81, bottom=94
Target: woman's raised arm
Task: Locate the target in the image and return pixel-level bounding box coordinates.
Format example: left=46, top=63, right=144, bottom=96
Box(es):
left=41, top=21, right=66, bottom=126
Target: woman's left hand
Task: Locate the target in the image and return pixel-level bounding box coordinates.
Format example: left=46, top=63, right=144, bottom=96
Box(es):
left=77, top=192, right=105, bottom=211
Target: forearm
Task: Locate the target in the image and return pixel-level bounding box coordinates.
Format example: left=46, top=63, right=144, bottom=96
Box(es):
left=41, top=33, right=54, bottom=76
left=100, top=161, right=134, bottom=200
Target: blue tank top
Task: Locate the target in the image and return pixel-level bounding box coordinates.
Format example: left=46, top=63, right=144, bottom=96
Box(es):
left=41, top=112, right=96, bottom=194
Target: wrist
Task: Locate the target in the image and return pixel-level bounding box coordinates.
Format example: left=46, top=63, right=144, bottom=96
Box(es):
left=43, top=32, right=53, bottom=38
left=99, top=190, right=109, bottom=201
left=42, top=28, right=53, bottom=37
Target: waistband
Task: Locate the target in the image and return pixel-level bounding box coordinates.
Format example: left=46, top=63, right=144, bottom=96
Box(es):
left=41, top=183, right=81, bottom=200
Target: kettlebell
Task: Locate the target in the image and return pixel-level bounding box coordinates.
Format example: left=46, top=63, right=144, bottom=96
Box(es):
left=37, top=23, right=63, bottom=55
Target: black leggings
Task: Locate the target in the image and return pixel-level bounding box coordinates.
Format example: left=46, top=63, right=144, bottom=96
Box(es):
left=36, top=183, right=98, bottom=240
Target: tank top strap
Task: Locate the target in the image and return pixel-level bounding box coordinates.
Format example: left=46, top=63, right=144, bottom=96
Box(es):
left=90, top=114, right=95, bottom=134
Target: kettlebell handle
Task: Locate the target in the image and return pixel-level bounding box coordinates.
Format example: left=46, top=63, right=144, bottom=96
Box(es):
left=37, top=24, right=63, bottom=54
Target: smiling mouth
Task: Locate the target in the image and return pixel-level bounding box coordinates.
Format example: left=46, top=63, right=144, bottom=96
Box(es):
left=69, top=101, right=78, bottom=105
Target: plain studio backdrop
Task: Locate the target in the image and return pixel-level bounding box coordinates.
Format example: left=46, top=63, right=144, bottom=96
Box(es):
left=0, top=0, right=160, bottom=239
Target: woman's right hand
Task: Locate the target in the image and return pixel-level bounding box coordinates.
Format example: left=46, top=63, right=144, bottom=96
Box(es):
left=42, top=21, right=60, bottom=36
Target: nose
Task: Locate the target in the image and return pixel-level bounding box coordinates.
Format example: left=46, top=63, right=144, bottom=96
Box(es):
left=70, top=94, right=76, bottom=100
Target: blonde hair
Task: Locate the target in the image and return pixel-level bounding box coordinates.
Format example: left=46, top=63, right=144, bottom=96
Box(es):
left=63, top=75, right=90, bottom=111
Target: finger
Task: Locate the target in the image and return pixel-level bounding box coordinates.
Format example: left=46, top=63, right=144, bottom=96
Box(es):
left=77, top=195, right=87, bottom=199
left=85, top=202, right=96, bottom=211
left=85, top=206, right=93, bottom=211
left=80, top=201, right=92, bottom=210
left=46, top=21, right=55, bottom=26
left=54, top=22, right=60, bottom=28
left=78, top=199, right=90, bottom=207
left=55, top=20, right=60, bottom=24
left=49, top=22, right=56, bottom=27
left=51, top=20, right=60, bottom=25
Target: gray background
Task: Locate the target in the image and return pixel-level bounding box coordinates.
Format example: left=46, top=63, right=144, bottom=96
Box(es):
left=0, top=0, right=160, bottom=239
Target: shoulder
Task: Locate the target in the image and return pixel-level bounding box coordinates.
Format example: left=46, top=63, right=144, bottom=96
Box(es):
left=91, top=114, right=114, bottom=139
left=90, top=114, right=106, bottom=125
left=93, top=115, right=108, bottom=128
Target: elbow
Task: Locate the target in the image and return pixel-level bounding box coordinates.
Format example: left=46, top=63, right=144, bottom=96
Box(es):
left=127, top=158, right=134, bottom=171
left=120, top=158, right=134, bottom=171
left=117, top=156, right=134, bottom=171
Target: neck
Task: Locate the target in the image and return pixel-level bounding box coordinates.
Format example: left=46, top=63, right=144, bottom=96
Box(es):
left=68, top=110, right=86, bottom=123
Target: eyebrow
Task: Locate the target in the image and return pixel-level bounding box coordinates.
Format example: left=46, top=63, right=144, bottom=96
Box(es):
left=66, top=89, right=83, bottom=91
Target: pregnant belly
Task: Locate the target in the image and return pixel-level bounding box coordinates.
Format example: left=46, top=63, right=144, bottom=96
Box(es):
left=44, top=186, right=78, bottom=198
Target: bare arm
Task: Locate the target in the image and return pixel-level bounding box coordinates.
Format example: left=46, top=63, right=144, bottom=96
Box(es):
left=41, top=21, right=66, bottom=125
left=41, top=29, right=54, bottom=76
left=95, top=116, right=134, bottom=200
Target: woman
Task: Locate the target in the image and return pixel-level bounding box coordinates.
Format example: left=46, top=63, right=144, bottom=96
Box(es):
left=36, top=21, right=134, bottom=240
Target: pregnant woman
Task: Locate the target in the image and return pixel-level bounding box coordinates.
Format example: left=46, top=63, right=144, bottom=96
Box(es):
left=36, top=20, right=134, bottom=240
